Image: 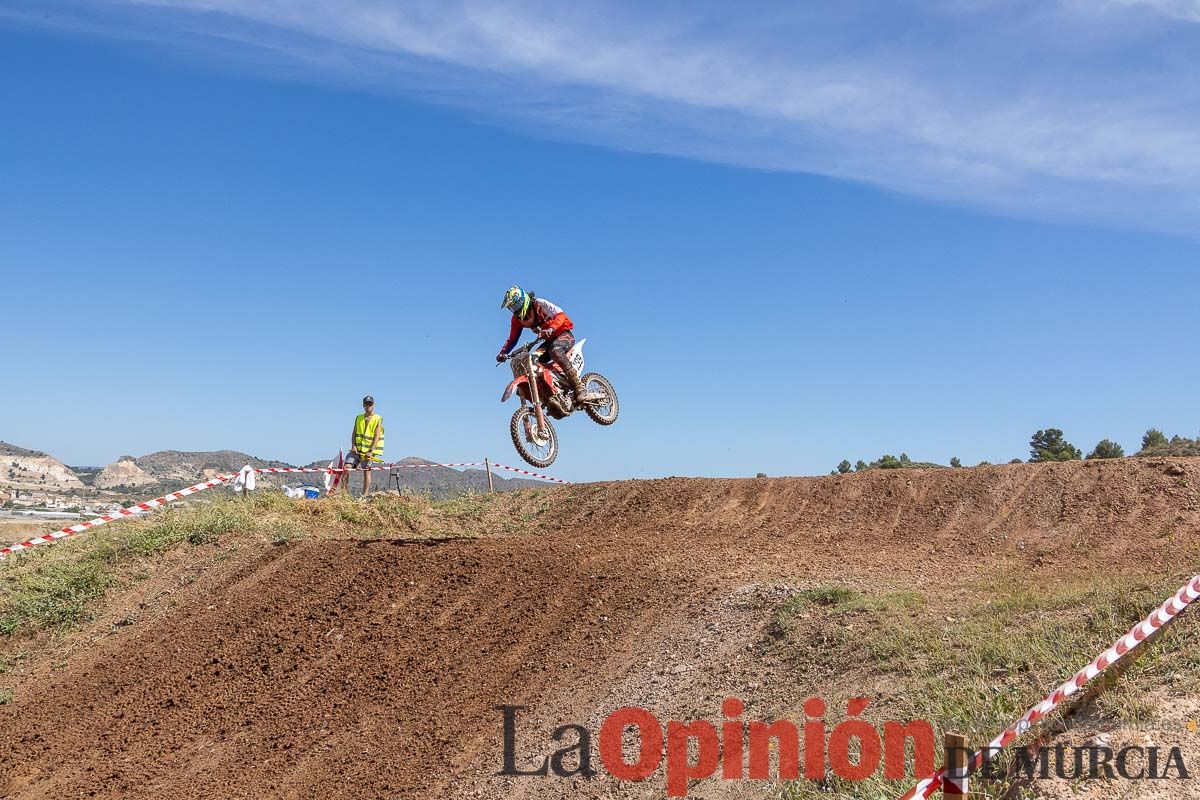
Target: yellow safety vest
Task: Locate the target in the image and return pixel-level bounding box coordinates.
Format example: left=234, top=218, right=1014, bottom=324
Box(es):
left=353, top=413, right=385, bottom=461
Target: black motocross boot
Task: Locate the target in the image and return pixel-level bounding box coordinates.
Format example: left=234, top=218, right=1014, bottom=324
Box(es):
left=552, top=350, right=600, bottom=404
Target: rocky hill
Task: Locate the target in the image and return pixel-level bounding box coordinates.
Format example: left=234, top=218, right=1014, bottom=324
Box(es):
left=90, top=450, right=296, bottom=492
left=135, top=450, right=295, bottom=485
left=94, top=457, right=158, bottom=490
left=2, top=440, right=549, bottom=499
left=0, top=441, right=85, bottom=492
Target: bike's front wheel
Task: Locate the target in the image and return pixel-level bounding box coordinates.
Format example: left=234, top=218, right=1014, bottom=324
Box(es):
left=510, top=406, right=559, bottom=468
left=580, top=372, right=619, bottom=425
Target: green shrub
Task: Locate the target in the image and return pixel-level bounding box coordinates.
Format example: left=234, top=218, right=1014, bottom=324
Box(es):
left=1142, top=428, right=1169, bottom=451
left=1087, top=439, right=1125, bottom=459
left=1029, top=428, right=1082, bottom=462
left=849, top=453, right=946, bottom=471
left=1136, top=430, right=1200, bottom=457
left=0, top=558, right=116, bottom=635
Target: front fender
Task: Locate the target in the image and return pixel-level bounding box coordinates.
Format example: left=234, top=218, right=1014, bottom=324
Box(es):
left=502, top=375, right=529, bottom=402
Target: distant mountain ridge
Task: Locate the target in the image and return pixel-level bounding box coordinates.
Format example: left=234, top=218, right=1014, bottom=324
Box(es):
left=93, top=450, right=292, bottom=491
left=137, top=450, right=295, bottom=482
left=2, top=441, right=544, bottom=499
left=302, top=455, right=542, bottom=498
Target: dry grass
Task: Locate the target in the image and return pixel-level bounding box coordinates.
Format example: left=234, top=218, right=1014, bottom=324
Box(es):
left=0, top=518, right=58, bottom=548
left=775, top=571, right=1200, bottom=799
left=0, top=488, right=542, bottom=639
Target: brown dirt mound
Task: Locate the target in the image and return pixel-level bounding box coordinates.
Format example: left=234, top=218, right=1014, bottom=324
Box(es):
left=2, top=458, right=1199, bottom=798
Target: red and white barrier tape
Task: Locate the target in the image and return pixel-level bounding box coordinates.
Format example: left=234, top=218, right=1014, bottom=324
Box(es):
left=0, top=460, right=567, bottom=560
left=0, top=473, right=236, bottom=560
left=898, top=573, right=1200, bottom=799
left=491, top=462, right=572, bottom=484
left=252, top=462, right=485, bottom=476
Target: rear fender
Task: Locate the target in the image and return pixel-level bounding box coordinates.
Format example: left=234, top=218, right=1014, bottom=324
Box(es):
left=502, top=375, right=529, bottom=402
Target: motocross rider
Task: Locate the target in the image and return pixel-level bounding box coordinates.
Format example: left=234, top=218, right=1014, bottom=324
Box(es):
left=497, top=286, right=600, bottom=404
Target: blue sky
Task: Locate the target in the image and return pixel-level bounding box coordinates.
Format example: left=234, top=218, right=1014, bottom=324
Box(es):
left=2, top=1, right=1198, bottom=481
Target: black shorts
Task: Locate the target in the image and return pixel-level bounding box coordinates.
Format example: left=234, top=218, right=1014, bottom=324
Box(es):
left=345, top=451, right=374, bottom=468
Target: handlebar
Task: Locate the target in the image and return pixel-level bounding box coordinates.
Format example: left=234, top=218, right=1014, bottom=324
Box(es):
left=497, top=339, right=545, bottom=363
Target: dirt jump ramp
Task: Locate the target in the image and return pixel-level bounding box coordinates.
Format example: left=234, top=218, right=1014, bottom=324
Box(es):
left=2, top=458, right=1198, bottom=798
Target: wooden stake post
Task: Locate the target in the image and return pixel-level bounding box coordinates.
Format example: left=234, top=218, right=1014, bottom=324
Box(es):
left=484, top=458, right=495, bottom=493
left=943, top=731, right=969, bottom=798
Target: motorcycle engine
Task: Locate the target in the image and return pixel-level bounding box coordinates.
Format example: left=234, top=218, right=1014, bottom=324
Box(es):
left=545, top=393, right=570, bottom=418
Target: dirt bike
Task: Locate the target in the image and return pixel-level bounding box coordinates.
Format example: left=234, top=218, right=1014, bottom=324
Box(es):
left=499, top=337, right=619, bottom=468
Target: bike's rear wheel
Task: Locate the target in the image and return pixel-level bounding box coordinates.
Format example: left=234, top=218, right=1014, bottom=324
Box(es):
left=510, top=406, right=559, bottom=468
left=580, top=372, right=619, bottom=425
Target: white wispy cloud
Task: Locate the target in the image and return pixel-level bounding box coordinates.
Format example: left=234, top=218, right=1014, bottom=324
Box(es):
left=8, top=0, right=1200, bottom=233
left=1100, top=0, right=1200, bottom=22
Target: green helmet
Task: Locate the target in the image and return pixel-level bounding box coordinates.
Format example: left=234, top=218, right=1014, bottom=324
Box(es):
left=502, top=285, right=531, bottom=318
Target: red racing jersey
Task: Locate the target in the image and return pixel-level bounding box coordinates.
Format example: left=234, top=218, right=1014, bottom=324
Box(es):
left=500, top=296, right=574, bottom=354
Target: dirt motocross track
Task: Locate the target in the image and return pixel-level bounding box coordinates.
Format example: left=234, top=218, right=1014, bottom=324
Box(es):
left=2, top=458, right=1200, bottom=799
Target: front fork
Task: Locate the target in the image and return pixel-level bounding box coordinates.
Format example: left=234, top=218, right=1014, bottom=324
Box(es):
left=524, top=351, right=550, bottom=436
